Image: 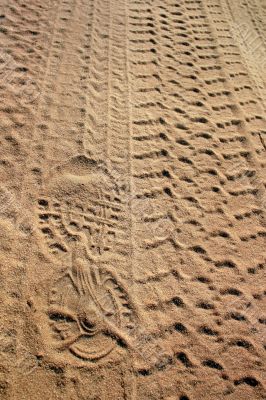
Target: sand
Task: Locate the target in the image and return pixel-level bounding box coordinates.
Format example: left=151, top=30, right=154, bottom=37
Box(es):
left=0, top=0, right=265, bottom=399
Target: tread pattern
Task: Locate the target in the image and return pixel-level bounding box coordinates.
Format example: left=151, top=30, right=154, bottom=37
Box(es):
left=0, top=0, right=265, bottom=399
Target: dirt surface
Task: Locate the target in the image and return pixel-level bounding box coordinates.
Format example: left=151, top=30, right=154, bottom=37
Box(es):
left=0, top=0, right=265, bottom=399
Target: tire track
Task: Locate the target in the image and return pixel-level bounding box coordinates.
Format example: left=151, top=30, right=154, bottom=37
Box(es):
left=221, top=0, right=266, bottom=114
left=0, top=1, right=265, bottom=399
left=128, top=1, right=266, bottom=398
left=203, top=0, right=266, bottom=216
left=83, top=0, right=110, bottom=160
left=33, top=0, right=137, bottom=396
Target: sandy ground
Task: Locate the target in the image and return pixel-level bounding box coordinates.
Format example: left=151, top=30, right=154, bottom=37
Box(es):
left=0, top=0, right=265, bottom=399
